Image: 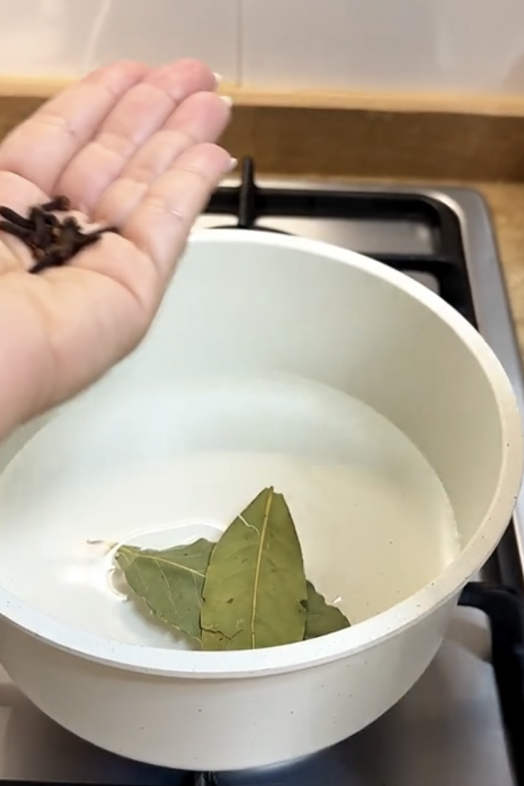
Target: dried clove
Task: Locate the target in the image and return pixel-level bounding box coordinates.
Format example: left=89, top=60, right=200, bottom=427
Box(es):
left=40, top=195, right=71, bottom=213
left=0, top=206, right=33, bottom=230
left=0, top=195, right=119, bottom=274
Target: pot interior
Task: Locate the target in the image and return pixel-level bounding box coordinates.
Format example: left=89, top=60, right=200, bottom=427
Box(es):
left=0, top=231, right=512, bottom=653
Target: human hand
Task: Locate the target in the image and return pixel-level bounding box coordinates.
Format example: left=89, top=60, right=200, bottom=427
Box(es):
left=0, top=59, right=233, bottom=438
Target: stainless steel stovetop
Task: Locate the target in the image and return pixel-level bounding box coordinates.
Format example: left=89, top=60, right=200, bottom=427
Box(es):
left=2, top=160, right=524, bottom=786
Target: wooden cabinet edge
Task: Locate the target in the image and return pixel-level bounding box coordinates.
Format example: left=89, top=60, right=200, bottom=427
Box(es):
left=1, top=75, right=524, bottom=119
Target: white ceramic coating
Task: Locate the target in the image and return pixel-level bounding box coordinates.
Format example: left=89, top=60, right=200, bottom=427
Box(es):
left=0, top=229, right=520, bottom=771
left=0, top=377, right=459, bottom=649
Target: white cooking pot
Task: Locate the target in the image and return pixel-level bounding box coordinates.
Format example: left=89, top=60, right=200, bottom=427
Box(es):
left=0, top=229, right=520, bottom=773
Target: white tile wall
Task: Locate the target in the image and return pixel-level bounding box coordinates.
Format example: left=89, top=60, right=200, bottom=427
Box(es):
left=86, top=0, right=239, bottom=81
left=0, top=0, right=240, bottom=82
left=0, top=0, right=103, bottom=76
left=1, top=0, right=524, bottom=95
left=240, top=0, right=524, bottom=93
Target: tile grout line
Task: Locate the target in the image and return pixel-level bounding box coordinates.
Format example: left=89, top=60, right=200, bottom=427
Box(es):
left=236, top=0, right=243, bottom=87
left=82, top=0, right=113, bottom=73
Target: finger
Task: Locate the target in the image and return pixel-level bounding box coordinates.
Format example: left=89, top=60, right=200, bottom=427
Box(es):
left=124, top=142, right=234, bottom=280
left=62, top=144, right=234, bottom=317
left=0, top=170, right=47, bottom=209
left=92, top=91, right=232, bottom=228
left=57, top=60, right=220, bottom=213
left=0, top=61, right=150, bottom=195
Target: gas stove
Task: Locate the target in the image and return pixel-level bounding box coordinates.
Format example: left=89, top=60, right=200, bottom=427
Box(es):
left=2, top=158, right=524, bottom=785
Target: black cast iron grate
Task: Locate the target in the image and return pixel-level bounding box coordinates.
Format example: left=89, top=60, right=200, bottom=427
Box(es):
left=204, top=157, right=478, bottom=324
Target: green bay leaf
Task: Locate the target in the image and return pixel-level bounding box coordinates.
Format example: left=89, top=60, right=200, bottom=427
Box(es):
left=114, top=538, right=214, bottom=642
left=304, top=580, right=350, bottom=639
left=200, top=487, right=308, bottom=651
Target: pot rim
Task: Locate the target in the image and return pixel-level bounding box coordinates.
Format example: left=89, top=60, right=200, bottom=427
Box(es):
left=0, top=229, right=521, bottom=678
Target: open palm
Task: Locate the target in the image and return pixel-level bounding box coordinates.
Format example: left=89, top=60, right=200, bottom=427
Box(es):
left=0, top=59, right=232, bottom=437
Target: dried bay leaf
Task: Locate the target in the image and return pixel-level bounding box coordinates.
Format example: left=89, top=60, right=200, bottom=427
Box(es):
left=114, top=491, right=349, bottom=650
left=114, top=538, right=214, bottom=642
left=304, top=580, right=350, bottom=639
left=200, top=487, right=308, bottom=650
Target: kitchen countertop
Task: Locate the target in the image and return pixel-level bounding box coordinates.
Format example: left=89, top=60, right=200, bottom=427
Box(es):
left=478, top=182, right=524, bottom=355
left=420, top=179, right=524, bottom=359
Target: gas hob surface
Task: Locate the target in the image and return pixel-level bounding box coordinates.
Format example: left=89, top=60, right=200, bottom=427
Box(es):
left=2, top=159, right=524, bottom=786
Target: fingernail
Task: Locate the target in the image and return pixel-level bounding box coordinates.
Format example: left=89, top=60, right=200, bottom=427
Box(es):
left=220, top=95, right=233, bottom=108
left=227, top=157, right=238, bottom=172
left=213, top=72, right=223, bottom=86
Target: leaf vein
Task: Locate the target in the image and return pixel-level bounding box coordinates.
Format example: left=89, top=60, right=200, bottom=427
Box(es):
left=120, top=548, right=205, bottom=578
left=249, top=487, right=273, bottom=648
